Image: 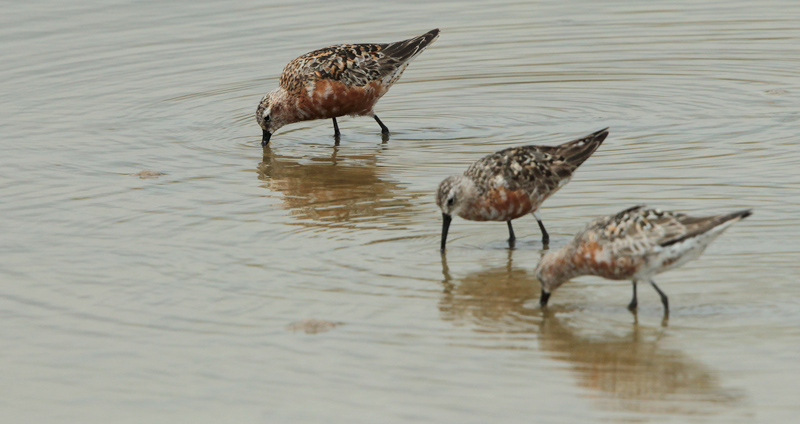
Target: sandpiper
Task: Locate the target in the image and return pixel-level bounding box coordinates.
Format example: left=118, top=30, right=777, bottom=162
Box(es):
left=436, top=128, right=609, bottom=251
left=536, top=205, right=752, bottom=315
left=256, top=29, right=440, bottom=146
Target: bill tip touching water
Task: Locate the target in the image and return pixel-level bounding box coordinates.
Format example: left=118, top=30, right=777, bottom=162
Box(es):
left=536, top=206, right=752, bottom=316
left=256, top=28, right=440, bottom=147
left=437, top=127, right=609, bottom=252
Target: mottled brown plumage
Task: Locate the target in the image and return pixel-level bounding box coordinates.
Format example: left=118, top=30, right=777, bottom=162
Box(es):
left=536, top=206, right=752, bottom=315
left=437, top=128, right=609, bottom=251
left=256, top=29, right=440, bottom=146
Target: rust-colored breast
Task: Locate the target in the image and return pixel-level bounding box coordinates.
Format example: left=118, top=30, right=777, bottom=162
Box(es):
left=461, top=187, right=534, bottom=221
left=294, top=80, right=387, bottom=121
left=489, top=188, right=534, bottom=220
left=572, top=241, right=641, bottom=280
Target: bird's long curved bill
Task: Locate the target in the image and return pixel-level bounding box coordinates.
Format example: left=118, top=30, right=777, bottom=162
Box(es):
left=262, top=130, right=272, bottom=147
left=440, top=213, right=452, bottom=252
left=540, top=290, right=551, bottom=307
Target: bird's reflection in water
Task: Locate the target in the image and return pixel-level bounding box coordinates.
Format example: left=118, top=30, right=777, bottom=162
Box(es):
left=258, top=146, right=417, bottom=228
left=440, top=250, right=540, bottom=333
left=439, top=253, right=743, bottom=415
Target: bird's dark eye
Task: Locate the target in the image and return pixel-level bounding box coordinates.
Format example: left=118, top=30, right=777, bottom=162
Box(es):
left=264, top=115, right=271, bottom=123
left=447, top=197, right=455, bottom=206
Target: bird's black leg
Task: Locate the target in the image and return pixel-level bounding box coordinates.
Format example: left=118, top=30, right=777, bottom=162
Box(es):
left=628, top=280, right=638, bottom=311
left=507, top=221, right=516, bottom=248
left=533, top=211, right=550, bottom=246
left=650, top=280, right=669, bottom=316
left=332, top=117, right=341, bottom=137
left=374, top=115, right=390, bottom=135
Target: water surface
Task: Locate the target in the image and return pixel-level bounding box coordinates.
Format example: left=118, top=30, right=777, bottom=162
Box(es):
left=2, top=1, right=800, bottom=422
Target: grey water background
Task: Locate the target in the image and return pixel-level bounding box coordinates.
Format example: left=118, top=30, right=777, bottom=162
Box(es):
left=2, top=0, right=800, bottom=422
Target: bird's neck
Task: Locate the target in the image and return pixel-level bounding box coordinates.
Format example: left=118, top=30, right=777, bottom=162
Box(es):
left=538, top=244, right=582, bottom=292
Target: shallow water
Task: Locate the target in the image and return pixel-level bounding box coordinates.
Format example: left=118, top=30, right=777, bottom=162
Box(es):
left=2, top=0, right=800, bottom=422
